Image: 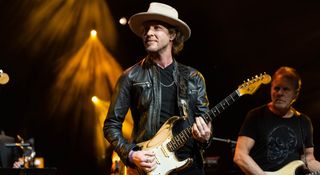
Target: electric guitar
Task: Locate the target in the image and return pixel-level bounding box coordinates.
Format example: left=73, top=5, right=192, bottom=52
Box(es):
left=129, top=73, right=271, bottom=175
left=0, top=69, right=9, bottom=85
left=265, top=160, right=320, bottom=175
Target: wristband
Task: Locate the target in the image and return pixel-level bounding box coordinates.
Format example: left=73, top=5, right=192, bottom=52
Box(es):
left=129, top=150, right=134, bottom=163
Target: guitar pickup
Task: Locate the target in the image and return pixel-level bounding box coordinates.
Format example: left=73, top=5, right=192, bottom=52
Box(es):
left=160, top=145, right=169, bottom=158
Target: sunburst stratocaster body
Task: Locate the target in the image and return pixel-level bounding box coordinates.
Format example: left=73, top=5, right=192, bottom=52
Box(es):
left=129, top=116, right=192, bottom=175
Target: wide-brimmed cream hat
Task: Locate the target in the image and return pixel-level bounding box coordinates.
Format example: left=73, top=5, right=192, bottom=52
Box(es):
left=128, top=2, right=191, bottom=41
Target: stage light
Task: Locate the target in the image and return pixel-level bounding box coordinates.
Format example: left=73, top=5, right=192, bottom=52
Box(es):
left=91, top=96, right=98, bottom=103
left=119, top=17, right=127, bottom=25
left=90, top=30, right=97, bottom=37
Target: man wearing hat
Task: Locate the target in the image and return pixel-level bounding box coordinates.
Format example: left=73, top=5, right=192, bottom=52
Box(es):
left=104, top=2, right=212, bottom=174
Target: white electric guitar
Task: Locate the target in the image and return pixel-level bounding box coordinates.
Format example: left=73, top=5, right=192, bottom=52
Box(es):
left=265, top=160, right=320, bottom=175
left=0, top=69, right=9, bottom=85
left=127, top=73, right=271, bottom=175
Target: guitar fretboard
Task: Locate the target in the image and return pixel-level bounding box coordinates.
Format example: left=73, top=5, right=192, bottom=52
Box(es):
left=203, top=91, right=240, bottom=123
left=167, top=90, right=241, bottom=152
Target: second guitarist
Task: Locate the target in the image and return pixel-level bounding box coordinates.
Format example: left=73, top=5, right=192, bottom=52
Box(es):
left=103, top=2, right=212, bottom=175
left=233, top=66, right=320, bottom=174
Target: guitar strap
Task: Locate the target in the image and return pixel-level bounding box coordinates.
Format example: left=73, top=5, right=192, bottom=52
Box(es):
left=177, top=63, right=192, bottom=124
left=297, top=111, right=308, bottom=169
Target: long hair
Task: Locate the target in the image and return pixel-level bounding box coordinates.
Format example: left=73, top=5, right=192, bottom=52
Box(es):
left=168, top=28, right=185, bottom=56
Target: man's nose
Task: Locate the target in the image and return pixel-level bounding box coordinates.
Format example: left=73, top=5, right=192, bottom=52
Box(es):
left=277, top=88, right=285, bottom=95
left=146, top=27, right=155, bottom=36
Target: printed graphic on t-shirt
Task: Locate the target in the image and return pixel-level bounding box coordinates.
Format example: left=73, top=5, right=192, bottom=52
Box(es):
left=266, top=125, right=297, bottom=164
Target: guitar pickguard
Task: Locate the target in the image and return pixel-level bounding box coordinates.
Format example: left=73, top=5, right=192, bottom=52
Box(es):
left=136, top=116, right=192, bottom=175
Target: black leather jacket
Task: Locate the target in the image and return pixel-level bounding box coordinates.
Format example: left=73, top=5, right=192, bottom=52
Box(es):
left=103, top=57, right=209, bottom=166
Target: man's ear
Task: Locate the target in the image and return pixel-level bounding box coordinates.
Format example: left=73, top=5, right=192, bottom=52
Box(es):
left=170, top=33, right=176, bottom=41
left=290, top=90, right=300, bottom=105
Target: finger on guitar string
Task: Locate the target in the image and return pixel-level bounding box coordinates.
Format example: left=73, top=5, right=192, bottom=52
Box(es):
left=195, top=117, right=206, bottom=135
left=141, top=163, right=157, bottom=173
left=193, top=117, right=205, bottom=139
left=146, top=157, right=156, bottom=163
left=143, top=157, right=152, bottom=163
left=140, top=158, right=157, bottom=172
left=197, top=117, right=212, bottom=137
left=191, top=124, right=201, bottom=140
left=192, top=117, right=212, bottom=142
left=143, top=150, right=156, bottom=157
left=142, top=150, right=156, bottom=163
left=131, top=150, right=157, bottom=172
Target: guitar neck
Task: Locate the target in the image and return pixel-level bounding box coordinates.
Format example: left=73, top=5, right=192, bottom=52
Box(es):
left=167, top=90, right=241, bottom=152
left=202, top=90, right=241, bottom=123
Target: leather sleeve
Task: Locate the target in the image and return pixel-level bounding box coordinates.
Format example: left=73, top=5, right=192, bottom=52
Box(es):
left=189, top=70, right=212, bottom=149
left=103, top=72, right=137, bottom=167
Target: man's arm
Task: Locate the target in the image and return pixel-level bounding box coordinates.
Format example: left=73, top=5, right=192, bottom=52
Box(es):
left=103, top=74, right=136, bottom=166
left=233, top=136, right=267, bottom=175
left=302, top=147, right=320, bottom=172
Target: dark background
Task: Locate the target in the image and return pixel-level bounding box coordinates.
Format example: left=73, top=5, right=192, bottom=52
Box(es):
left=1, top=0, right=320, bottom=174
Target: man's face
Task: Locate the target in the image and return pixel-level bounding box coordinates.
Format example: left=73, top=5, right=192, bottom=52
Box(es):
left=271, top=75, right=297, bottom=110
left=142, top=21, right=173, bottom=53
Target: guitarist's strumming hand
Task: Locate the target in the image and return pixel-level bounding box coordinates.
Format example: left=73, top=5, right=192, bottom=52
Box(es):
left=192, top=117, right=212, bottom=143
left=129, top=150, right=157, bottom=173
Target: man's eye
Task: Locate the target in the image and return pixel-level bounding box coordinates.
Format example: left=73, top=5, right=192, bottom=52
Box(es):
left=143, top=27, right=149, bottom=31
left=283, top=88, right=289, bottom=91
left=155, top=25, right=164, bottom=30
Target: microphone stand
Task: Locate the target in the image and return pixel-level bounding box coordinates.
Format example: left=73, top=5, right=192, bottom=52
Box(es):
left=5, top=143, right=31, bottom=147
left=211, top=137, right=236, bottom=144
left=210, top=137, right=237, bottom=152
left=5, top=140, right=35, bottom=168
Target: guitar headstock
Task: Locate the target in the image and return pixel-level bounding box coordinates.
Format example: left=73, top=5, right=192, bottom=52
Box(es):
left=238, top=73, right=271, bottom=96
left=0, top=69, right=10, bottom=85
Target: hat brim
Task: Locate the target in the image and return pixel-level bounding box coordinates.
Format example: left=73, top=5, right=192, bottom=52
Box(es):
left=129, top=12, right=191, bottom=41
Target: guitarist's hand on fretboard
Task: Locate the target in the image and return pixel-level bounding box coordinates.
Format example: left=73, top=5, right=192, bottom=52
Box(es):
left=192, top=117, right=212, bottom=144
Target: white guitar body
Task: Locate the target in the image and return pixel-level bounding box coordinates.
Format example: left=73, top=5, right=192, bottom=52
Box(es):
left=265, top=160, right=320, bottom=175
left=265, top=160, right=305, bottom=175
left=132, top=116, right=192, bottom=175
